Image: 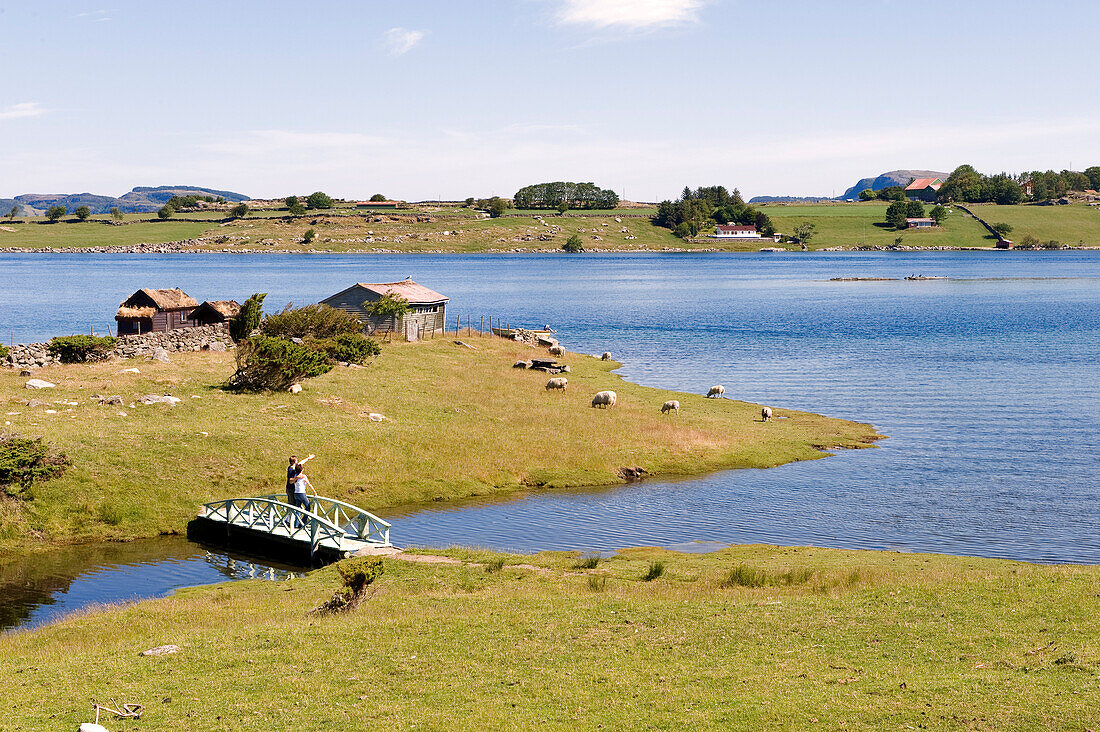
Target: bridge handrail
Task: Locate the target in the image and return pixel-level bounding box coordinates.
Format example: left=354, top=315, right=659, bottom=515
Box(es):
left=202, top=497, right=346, bottom=552
left=255, top=494, right=392, bottom=546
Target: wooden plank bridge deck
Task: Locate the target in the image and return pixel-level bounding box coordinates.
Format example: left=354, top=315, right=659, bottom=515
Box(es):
left=191, top=494, right=393, bottom=563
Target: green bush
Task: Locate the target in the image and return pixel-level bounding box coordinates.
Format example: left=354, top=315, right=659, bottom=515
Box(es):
left=573, top=555, right=600, bottom=570
left=230, top=293, right=266, bottom=341
left=261, top=303, right=362, bottom=340
left=562, top=234, right=584, bottom=253
left=336, top=556, right=384, bottom=594
left=306, top=191, right=334, bottom=210
left=0, top=434, right=70, bottom=497
left=313, top=332, right=380, bottom=364
left=46, top=205, right=66, bottom=222
left=641, top=560, right=665, bottom=581
left=0, top=344, right=8, bottom=360
left=302, top=228, right=316, bottom=244
left=228, top=336, right=333, bottom=392
left=157, top=205, right=173, bottom=219
left=230, top=203, right=249, bottom=218
left=47, top=335, right=117, bottom=363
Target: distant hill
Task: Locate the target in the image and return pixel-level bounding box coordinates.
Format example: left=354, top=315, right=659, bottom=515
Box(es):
left=8, top=185, right=249, bottom=215
left=838, top=170, right=950, bottom=200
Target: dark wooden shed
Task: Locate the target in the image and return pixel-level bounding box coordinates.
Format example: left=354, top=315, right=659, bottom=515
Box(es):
left=188, top=300, right=241, bottom=326
left=115, top=288, right=199, bottom=335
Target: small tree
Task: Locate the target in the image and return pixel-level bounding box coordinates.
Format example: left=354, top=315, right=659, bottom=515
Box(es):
left=364, top=293, right=410, bottom=330
left=302, top=228, right=316, bottom=244
left=557, top=201, right=569, bottom=215
left=991, top=222, right=1013, bottom=237
left=306, top=191, right=334, bottom=210
left=157, top=205, right=173, bottom=220
left=885, top=200, right=909, bottom=229
left=110, top=206, right=123, bottom=221
left=0, top=433, right=70, bottom=497
left=792, top=222, right=817, bottom=247
left=369, top=193, right=386, bottom=202
left=230, top=292, right=267, bottom=341
left=75, top=205, right=91, bottom=221
left=285, top=195, right=299, bottom=209
left=7, top=204, right=21, bottom=220
left=463, top=197, right=475, bottom=207
left=230, top=202, right=249, bottom=218
left=858, top=188, right=877, bottom=201
left=562, top=234, right=584, bottom=253
left=906, top=200, right=925, bottom=218
left=929, top=205, right=947, bottom=224
left=488, top=198, right=507, bottom=218
left=46, top=205, right=66, bottom=222
left=288, top=201, right=306, bottom=215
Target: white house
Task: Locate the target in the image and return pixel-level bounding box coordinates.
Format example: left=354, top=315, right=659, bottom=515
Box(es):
left=714, top=224, right=761, bottom=239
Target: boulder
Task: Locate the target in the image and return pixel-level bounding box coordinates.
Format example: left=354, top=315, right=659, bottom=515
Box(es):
left=25, top=379, right=55, bottom=389
left=367, top=413, right=386, bottom=422
left=513, top=360, right=531, bottom=369
left=208, top=341, right=226, bottom=353
left=289, top=384, right=303, bottom=394
left=118, top=367, right=140, bottom=374
left=151, top=347, right=170, bottom=363
left=139, top=644, right=180, bottom=656
left=139, top=394, right=181, bottom=405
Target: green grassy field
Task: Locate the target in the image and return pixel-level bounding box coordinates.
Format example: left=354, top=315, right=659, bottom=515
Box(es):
left=758, top=203, right=997, bottom=249
left=0, top=338, right=880, bottom=548
left=965, top=203, right=1100, bottom=245
left=1, top=545, right=1096, bottom=730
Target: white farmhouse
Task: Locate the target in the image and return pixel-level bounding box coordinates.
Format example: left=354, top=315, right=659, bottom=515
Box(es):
left=714, top=224, right=761, bottom=239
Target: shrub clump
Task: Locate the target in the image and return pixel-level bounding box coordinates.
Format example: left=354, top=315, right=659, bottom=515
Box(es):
left=47, top=335, right=117, bottom=363
left=229, top=293, right=266, bottom=342
left=227, top=336, right=333, bottom=392
left=261, top=303, right=363, bottom=340
left=641, top=560, right=665, bottom=581
left=312, top=556, right=384, bottom=615
left=0, top=344, right=8, bottom=360
left=721, top=564, right=815, bottom=588
left=312, top=333, right=381, bottom=365
left=0, top=433, right=70, bottom=497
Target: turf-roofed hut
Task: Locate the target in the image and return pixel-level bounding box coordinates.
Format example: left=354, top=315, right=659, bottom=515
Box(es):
left=188, top=300, right=241, bottom=326
left=114, top=288, right=199, bottom=335
left=320, top=279, right=448, bottom=338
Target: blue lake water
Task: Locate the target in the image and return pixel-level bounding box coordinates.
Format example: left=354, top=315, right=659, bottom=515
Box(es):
left=1, top=250, right=1098, bottom=630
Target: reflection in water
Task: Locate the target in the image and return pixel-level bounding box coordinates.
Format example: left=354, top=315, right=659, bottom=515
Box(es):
left=0, top=537, right=299, bottom=633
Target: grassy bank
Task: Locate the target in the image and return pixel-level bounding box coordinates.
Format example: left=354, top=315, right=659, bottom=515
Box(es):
left=0, top=337, right=880, bottom=548
left=4, top=202, right=1097, bottom=252
left=1, top=545, right=1096, bottom=729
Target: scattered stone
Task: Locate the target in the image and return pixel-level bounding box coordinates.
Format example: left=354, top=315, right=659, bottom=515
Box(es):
left=617, top=466, right=649, bottom=482
left=513, top=360, right=531, bottom=369
left=367, top=413, right=386, bottom=422
left=290, top=337, right=305, bottom=345
left=105, top=395, right=124, bottom=405
left=118, top=368, right=140, bottom=374
left=151, top=347, right=170, bottom=363
left=27, top=399, right=49, bottom=408
left=139, top=394, right=181, bottom=405
left=18, top=369, right=34, bottom=377
left=139, top=644, right=180, bottom=657
left=25, top=379, right=55, bottom=389
left=208, top=342, right=226, bottom=352
left=453, top=340, right=476, bottom=349
left=288, top=384, right=303, bottom=394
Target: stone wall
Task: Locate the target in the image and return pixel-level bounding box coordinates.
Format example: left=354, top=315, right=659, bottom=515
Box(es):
left=4, top=324, right=234, bottom=370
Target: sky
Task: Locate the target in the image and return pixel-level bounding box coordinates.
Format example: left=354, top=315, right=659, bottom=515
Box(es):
left=2, top=0, right=1099, bottom=201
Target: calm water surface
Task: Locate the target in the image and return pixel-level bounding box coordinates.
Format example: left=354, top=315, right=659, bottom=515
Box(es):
left=0, top=251, right=1098, bottom=629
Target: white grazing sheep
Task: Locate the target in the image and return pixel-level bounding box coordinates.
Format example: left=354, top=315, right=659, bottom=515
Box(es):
left=591, top=390, right=617, bottom=408
left=661, top=400, right=680, bottom=415
left=548, top=345, right=565, bottom=357
left=706, top=385, right=725, bottom=398
left=601, top=351, right=612, bottom=361
left=761, top=406, right=773, bottom=421
left=545, top=377, right=568, bottom=391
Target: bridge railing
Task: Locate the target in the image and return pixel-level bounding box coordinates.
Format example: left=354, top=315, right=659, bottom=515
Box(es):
left=202, top=497, right=346, bottom=554
left=256, top=494, right=392, bottom=547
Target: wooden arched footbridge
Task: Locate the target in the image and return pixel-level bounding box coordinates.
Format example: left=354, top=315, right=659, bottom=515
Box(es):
left=190, top=494, right=393, bottom=564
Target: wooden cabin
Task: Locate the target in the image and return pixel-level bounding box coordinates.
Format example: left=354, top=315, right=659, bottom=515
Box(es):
left=189, top=300, right=241, bottom=326
left=320, top=279, right=448, bottom=339
left=115, top=288, right=199, bottom=335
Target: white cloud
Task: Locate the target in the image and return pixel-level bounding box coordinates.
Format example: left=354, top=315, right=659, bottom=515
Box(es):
left=383, top=27, right=426, bottom=56
left=556, top=0, right=706, bottom=30
left=0, top=102, right=45, bottom=121
left=71, top=9, right=116, bottom=20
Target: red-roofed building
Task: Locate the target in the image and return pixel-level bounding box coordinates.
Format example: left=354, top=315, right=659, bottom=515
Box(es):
left=714, top=224, right=761, bottom=239
left=905, top=178, right=943, bottom=202
left=320, top=278, right=448, bottom=338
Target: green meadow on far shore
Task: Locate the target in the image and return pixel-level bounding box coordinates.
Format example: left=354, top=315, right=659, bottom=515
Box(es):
left=3, top=200, right=1097, bottom=252
left=1, top=545, right=1097, bottom=730
left=0, top=336, right=881, bottom=550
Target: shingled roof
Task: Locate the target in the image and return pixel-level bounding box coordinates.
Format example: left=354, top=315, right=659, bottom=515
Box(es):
left=355, top=279, right=448, bottom=304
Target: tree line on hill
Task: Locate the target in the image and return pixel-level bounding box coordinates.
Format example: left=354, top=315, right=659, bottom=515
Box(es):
left=512, top=182, right=619, bottom=211
left=652, top=186, right=774, bottom=239
left=862, top=165, right=1100, bottom=206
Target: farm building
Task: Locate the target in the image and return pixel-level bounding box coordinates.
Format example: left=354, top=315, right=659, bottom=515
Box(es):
left=189, top=300, right=241, bottom=326
left=320, top=279, right=448, bottom=338
left=355, top=200, right=401, bottom=208
left=714, top=224, right=761, bottom=239
left=115, top=288, right=200, bottom=335
left=906, top=217, right=937, bottom=229
left=905, top=178, right=943, bottom=202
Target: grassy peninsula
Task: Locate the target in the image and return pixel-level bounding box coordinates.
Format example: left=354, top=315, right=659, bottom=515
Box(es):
left=2, top=545, right=1097, bottom=729
left=0, top=336, right=880, bottom=549
left=3, top=200, right=1098, bottom=253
